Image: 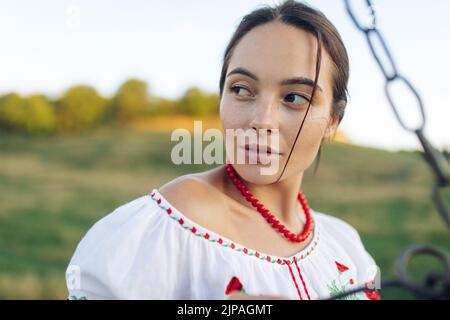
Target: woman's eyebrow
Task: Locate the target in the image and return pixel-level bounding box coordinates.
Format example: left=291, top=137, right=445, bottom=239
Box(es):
left=226, top=67, right=323, bottom=92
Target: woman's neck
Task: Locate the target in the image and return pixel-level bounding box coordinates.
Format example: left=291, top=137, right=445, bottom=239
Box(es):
left=222, top=165, right=305, bottom=230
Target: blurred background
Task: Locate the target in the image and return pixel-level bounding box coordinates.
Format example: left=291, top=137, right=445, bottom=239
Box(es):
left=0, top=0, right=449, bottom=299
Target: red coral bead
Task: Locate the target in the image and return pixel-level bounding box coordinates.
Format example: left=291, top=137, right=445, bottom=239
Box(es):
left=282, top=229, right=291, bottom=237
left=261, top=211, right=270, bottom=219
left=271, top=220, right=281, bottom=228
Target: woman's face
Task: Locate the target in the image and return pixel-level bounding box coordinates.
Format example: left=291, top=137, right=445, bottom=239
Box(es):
left=220, top=21, right=338, bottom=184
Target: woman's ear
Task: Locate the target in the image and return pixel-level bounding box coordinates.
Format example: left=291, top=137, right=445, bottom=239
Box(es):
left=322, top=117, right=339, bottom=142
left=322, top=99, right=346, bottom=142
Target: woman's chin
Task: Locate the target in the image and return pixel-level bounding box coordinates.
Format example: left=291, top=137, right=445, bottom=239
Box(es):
left=231, top=162, right=281, bottom=185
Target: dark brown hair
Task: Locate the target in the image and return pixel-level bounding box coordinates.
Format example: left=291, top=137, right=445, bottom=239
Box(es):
left=219, top=0, right=349, bottom=177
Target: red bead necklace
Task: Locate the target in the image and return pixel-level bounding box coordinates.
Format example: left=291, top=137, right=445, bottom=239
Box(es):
left=225, top=162, right=314, bottom=243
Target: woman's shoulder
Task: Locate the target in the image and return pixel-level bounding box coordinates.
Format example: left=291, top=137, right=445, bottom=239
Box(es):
left=313, top=210, right=370, bottom=254
left=313, top=210, right=379, bottom=275
left=313, top=210, right=362, bottom=242
left=158, top=171, right=229, bottom=230
left=74, top=171, right=220, bottom=248
left=73, top=192, right=160, bottom=245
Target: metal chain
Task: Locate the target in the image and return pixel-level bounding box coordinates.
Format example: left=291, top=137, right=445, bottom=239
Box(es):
left=326, top=0, right=450, bottom=300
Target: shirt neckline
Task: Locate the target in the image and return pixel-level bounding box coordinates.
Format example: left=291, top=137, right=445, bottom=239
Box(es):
left=149, top=188, right=320, bottom=266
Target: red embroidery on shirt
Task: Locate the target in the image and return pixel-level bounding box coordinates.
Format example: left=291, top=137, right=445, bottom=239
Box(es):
left=284, top=259, right=303, bottom=300
left=293, top=257, right=311, bottom=300
left=364, top=289, right=381, bottom=300
left=335, top=261, right=349, bottom=273
left=225, top=276, right=245, bottom=295
left=150, top=190, right=320, bottom=266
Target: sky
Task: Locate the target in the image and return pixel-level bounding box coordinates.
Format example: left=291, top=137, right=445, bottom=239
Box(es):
left=0, top=0, right=449, bottom=151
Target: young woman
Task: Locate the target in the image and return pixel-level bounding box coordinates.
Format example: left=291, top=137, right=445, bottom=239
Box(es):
left=66, top=0, right=380, bottom=300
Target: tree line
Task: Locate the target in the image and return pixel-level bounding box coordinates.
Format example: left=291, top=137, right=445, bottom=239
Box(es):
left=0, top=79, right=220, bottom=135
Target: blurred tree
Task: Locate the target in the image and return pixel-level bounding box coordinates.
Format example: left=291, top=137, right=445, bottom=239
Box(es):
left=0, top=93, right=56, bottom=134
left=179, top=87, right=219, bottom=116
left=149, top=97, right=179, bottom=116
left=0, top=80, right=224, bottom=135
left=55, top=85, right=107, bottom=133
left=110, top=79, right=151, bottom=123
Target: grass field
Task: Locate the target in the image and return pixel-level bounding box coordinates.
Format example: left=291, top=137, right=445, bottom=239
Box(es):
left=0, top=128, right=448, bottom=299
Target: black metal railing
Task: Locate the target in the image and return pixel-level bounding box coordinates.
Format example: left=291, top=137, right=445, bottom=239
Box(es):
left=327, top=0, right=450, bottom=300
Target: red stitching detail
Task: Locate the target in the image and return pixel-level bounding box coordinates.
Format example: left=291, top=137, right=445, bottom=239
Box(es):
left=284, top=259, right=303, bottom=300
left=149, top=191, right=320, bottom=266
left=293, top=257, right=311, bottom=300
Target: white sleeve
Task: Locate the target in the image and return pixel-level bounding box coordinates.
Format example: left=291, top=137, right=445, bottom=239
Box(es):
left=316, top=213, right=381, bottom=300
left=65, top=195, right=157, bottom=300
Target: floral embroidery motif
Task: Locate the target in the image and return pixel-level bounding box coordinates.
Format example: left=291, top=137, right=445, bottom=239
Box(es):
left=327, top=261, right=359, bottom=300
left=363, top=279, right=381, bottom=300
left=327, top=261, right=381, bottom=300
left=225, top=276, right=246, bottom=295
left=335, top=261, right=349, bottom=273
left=150, top=191, right=320, bottom=266
left=364, top=288, right=381, bottom=300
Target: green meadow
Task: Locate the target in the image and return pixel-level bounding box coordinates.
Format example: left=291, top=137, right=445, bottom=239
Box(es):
left=0, top=128, right=448, bottom=299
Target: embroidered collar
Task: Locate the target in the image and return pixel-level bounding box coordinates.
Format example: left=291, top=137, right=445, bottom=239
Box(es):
left=149, top=188, right=320, bottom=266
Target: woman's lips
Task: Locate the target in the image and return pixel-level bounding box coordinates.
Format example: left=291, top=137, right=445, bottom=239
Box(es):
left=238, top=145, right=280, bottom=164
left=236, top=144, right=281, bottom=164
left=243, top=143, right=281, bottom=155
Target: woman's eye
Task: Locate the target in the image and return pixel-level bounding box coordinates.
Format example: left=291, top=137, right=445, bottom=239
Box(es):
left=284, top=93, right=309, bottom=106
left=230, top=85, right=251, bottom=97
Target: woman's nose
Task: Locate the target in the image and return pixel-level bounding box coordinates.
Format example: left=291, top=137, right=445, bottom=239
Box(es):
left=249, top=96, right=279, bottom=132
